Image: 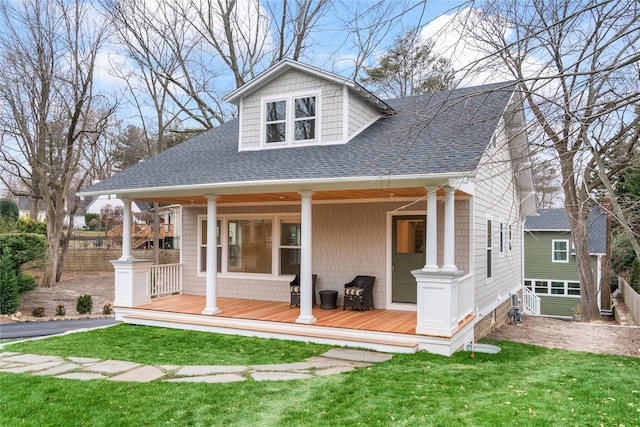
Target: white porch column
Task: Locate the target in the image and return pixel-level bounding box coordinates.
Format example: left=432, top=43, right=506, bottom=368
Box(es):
left=296, top=191, right=316, bottom=324
left=202, top=195, right=221, bottom=315
left=423, top=187, right=439, bottom=271
left=441, top=186, right=457, bottom=272
left=120, top=198, right=133, bottom=261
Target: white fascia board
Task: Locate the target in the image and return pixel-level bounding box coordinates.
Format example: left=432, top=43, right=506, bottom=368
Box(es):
left=78, top=172, right=468, bottom=200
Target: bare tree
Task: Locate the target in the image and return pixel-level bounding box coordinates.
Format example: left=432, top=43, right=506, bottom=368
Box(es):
left=0, top=0, right=115, bottom=287
left=458, top=0, right=640, bottom=320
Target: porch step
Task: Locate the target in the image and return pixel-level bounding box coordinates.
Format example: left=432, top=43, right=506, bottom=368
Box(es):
left=122, top=312, right=420, bottom=352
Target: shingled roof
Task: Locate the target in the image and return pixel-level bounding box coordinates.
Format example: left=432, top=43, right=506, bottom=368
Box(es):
left=81, top=81, right=517, bottom=196
left=524, top=208, right=608, bottom=254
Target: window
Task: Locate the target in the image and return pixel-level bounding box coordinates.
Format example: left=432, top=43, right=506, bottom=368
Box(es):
left=526, top=279, right=582, bottom=297
left=199, top=219, right=221, bottom=273
left=228, top=219, right=272, bottom=274
left=265, top=100, right=287, bottom=143
left=552, top=240, right=569, bottom=262
left=279, top=222, right=301, bottom=275
left=198, top=215, right=301, bottom=277
left=508, top=224, right=513, bottom=254
left=567, top=282, right=581, bottom=296
left=264, top=95, right=317, bottom=145
left=499, top=222, right=504, bottom=255
left=293, top=97, right=316, bottom=141
left=486, top=219, right=492, bottom=279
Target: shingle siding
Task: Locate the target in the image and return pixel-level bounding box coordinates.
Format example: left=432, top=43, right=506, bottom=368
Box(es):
left=348, top=92, right=379, bottom=137
left=181, top=199, right=471, bottom=309
left=239, top=69, right=345, bottom=149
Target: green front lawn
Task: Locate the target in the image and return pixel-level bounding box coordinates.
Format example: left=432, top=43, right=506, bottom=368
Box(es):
left=1, top=325, right=638, bottom=426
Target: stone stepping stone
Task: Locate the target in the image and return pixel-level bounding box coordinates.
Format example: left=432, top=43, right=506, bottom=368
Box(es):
left=68, top=357, right=101, bottom=364
left=321, top=348, right=392, bottom=363
left=33, top=363, right=81, bottom=376
left=251, top=362, right=311, bottom=372
left=305, top=356, right=371, bottom=368
left=56, top=372, right=106, bottom=381
left=84, top=360, right=140, bottom=374
left=110, top=366, right=166, bottom=382
left=1, top=354, right=61, bottom=364
left=175, top=365, right=247, bottom=376
left=314, top=366, right=356, bottom=376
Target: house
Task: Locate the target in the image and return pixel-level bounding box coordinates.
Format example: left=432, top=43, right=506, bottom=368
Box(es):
left=15, top=196, right=46, bottom=221
left=80, top=60, right=536, bottom=356
left=524, top=208, right=608, bottom=317
left=83, top=190, right=148, bottom=224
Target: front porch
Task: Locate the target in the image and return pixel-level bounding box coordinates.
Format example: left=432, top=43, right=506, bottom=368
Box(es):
left=115, top=295, right=475, bottom=355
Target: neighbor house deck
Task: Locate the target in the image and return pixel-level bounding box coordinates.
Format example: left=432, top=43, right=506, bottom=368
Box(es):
left=115, top=295, right=475, bottom=354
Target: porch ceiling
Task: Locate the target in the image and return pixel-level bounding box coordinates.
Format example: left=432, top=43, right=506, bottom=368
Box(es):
left=128, top=187, right=465, bottom=205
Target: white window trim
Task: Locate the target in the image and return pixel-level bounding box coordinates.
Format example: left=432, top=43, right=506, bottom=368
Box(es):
left=198, top=213, right=301, bottom=279
left=525, top=278, right=581, bottom=297
left=552, top=239, right=570, bottom=263
left=486, top=217, right=493, bottom=282
left=260, top=91, right=321, bottom=148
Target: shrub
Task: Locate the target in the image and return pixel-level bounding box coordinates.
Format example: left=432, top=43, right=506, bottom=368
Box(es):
left=76, top=294, right=93, bottom=314
left=0, top=233, right=47, bottom=267
left=0, top=199, right=19, bottom=222
left=56, top=304, right=66, bottom=316
left=630, top=257, right=640, bottom=293
left=32, top=306, right=45, bottom=317
left=16, top=217, right=47, bottom=235
left=85, top=213, right=99, bottom=230
left=0, top=253, right=20, bottom=315
left=17, top=273, right=37, bottom=293
left=102, top=303, right=113, bottom=315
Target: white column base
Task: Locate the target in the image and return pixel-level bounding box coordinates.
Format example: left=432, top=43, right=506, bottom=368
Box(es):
left=295, top=314, right=317, bottom=324
left=412, top=268, right=464, bottom=337
left=201, top=307, right=221, bottom=315
left=111, top=259, right=154, bottom=307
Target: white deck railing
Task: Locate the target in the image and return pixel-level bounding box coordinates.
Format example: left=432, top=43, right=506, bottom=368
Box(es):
left=522, top=286, right=541, bottom=315
left=150, top=263, right=183, bottom=298
left=457, top=273, right=475, bottom=322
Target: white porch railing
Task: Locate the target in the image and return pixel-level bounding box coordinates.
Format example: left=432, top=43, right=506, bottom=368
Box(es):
left=457, top=273, right=475, bottom=323
left=522, top=286, right=541, bottom=315
left=150, top=263, right=183, bottom=298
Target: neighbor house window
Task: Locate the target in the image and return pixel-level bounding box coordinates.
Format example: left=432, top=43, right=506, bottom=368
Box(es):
left=526, top=279, right=581, bottom=297
left=279, top=221, right=301, bottom=275
left=263, top=94, right=318, bottom=145
left=507, top=224, right=513, bottom=254
left=199, top=219, right=221, bottom=273
left=499, top=222, right=504, bottom=255
left=486, top=219, right=493, bottom=280
left=552, top=240, right=569, bottom=262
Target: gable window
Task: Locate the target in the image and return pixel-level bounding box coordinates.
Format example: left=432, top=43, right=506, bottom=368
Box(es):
left=263, top=94, right=318, bottom=145
left=294, top=97, right=316, bottom=141
left=552, top=240, right=569, bottom=262
left=266, top=100, right=287, bottom=143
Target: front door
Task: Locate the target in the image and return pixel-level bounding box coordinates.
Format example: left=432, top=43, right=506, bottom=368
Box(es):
left=392, top=215, right=426, bottom=303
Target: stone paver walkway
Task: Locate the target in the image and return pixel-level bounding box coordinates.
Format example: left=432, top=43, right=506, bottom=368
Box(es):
left=0, top=348, right=392, bottom=383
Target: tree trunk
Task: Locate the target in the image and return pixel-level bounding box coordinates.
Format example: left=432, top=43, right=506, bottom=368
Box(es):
left=565, top=203, right=602, bottom=321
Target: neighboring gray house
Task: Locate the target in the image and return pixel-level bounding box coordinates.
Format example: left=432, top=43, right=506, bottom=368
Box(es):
left=524, top=208, right=608, bottom=317
left=80, top=60, right=536, bottom=356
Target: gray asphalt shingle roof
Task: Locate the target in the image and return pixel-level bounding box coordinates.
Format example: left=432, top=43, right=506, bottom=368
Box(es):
left=82, top=81, right=516, bottom=195
left=524, top=208, right=608, bottom=254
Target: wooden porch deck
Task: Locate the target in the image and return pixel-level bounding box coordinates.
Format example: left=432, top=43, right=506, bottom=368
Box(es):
left=136, top=295, right=419, bottom=335
left=119, top=295, right=476, bottom=354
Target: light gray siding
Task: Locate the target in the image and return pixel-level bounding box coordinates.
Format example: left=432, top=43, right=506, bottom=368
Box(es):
left=239, top=69, right=345, bottom=149
left=472, top=118, right=524, bottom=314
left=348, top=92, right=380, bottom=138
left=180, top=198, right=471, bottom=309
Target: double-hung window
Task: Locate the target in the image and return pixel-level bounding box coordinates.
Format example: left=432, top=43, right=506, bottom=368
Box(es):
left=199, top=219, right=221, bottom=273
left=264, top=94, right=317, bottom=145
left=486, top=219, right=493, bottom=280
left=552, top=240, right=569, bottom=262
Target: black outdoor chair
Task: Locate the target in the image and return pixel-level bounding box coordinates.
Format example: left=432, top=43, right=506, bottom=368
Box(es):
left=290, top=274, right=317, bottom=308
left=343, top=275, right=375, bottom=311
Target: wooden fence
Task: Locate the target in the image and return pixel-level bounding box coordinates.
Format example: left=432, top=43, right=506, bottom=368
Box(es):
left=619, top=277, right=640, bottom=326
